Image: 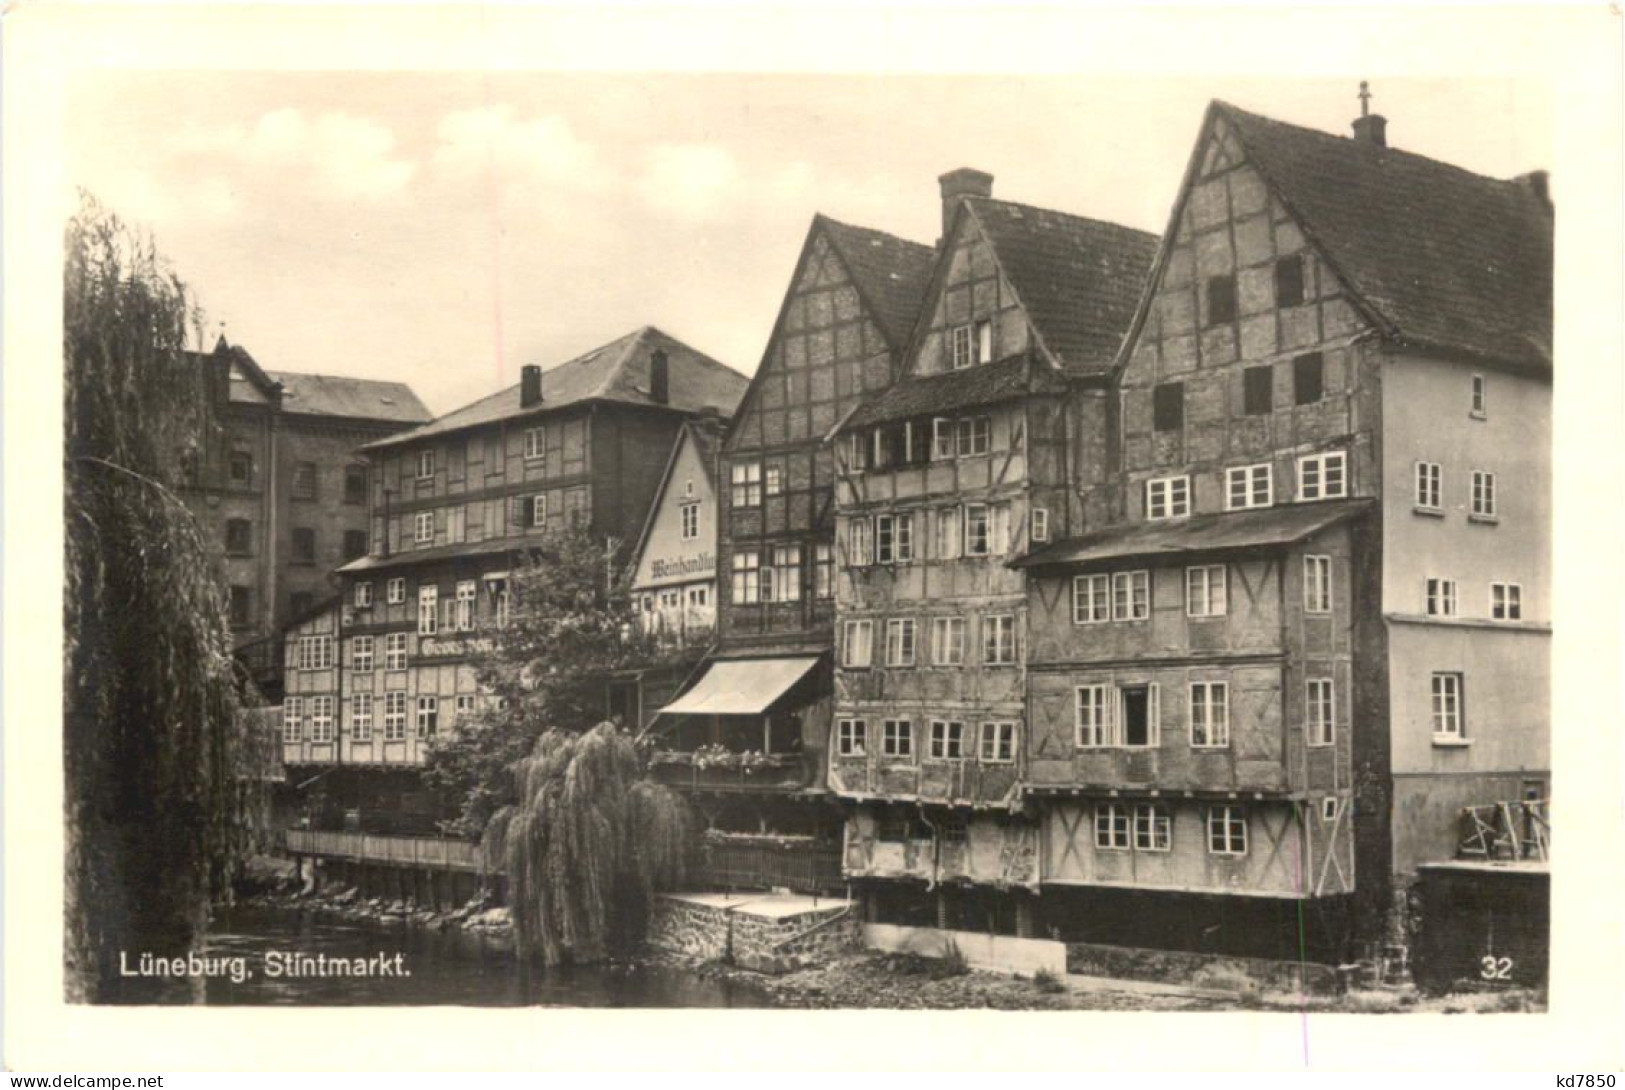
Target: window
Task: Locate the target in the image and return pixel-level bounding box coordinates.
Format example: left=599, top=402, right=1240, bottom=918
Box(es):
left=1146, top=476, right=1190, bottom=520
left=1304, top=556, right=1332, bottom=614
left=1308, top=679, right=1335, bottom=746
left=1152, top=382, right=1185, bottom=432
left=884, top=618, right=917, bottom=667
left=950, top=324, right=974, bottom=370
left=764, top=465, right=784, bottom=497
left=228, top=450, right=253, bottom=487
left=1471, top=471, right=1497, bottom=518
left=1118, top=684, right=1159, bottom=748
left=964, top=504, right=991, bottom=557
left=297, top=635, right=334, bottom=671
left=1075, top=684, right=1110, bottom=748
left=456, top=694, right=477, bottom=721
left=688, top=586, right=708, bottom=608
left=416, top=696, right=439, bottom=738
left=455, top=580, right=476, bottom=631
left=680, top=502, right=700, bottom=541
left=1415, top=462, right=1442, bottom=510
left=1431, top=673, right=1464, bottom=739
left=848, top=518, right=873, bottom=566
left=930, top=617, right=966, bottom=665
left=881, top=719, right=914, bottom=759
left=1243, top=365, right=1274, bottom=416
left=730, top=462, right=761, bottom=507
left=935, top=507, right=961, bottom=560
left=845, top=432, right=869, bottom=472
left=976, top=319, right=994, bottom=364
left=876, top=513, right=913, bottom=564
left=414, top=511, right=434, bottom=544
left=1426, top=577, right=1458, bottom=617
left=979, top=722, right=1016, bottom=763
left=1133, top=804, right=1172, bottom=852
left=1206, top=275, right=1237, bottom=325
left=354, top=581, right=373, bottom=609
left=387, top=577, right=405, bottom=604
left=1112, top=571, right=1151, bottom=622
left=769, top=545, right=802, bottom=602
left=1095, top=805, right=1131, bottom=850
left=1072, top=574, right=1110, bottom=624
left=814, top=544, right=834, bottom=599
left=418, top=585, right=439, bottom=635
left=1031, top=507, right=1050, bottom=544
left=956, top=416, right=991, bottom=457
left=291, top=461, right=318, bottom=501
left=344, top=465, right=368, bottom=505
left=384, top=632, right=408, bottom=671
left=843, top=620, right=874, bottom=668
left=282, top=697, right=303, bottom=743
left=836, top=718, right=867, bottom=757
left=1471, top=374, right=1487, bottom=418
left=1189, top=682, right=1230, bottom=748
left=731, top=551, right=761, bottom=604
left=416, top=450, right=434, bottom=479
left=1297, top=451, right=1347, bottom=500
left=222, top=518, right=253, bottom=556
left=343, top=530, right=368, bottom=560
left=1226, top=464, right=1273, bottom=510
left=492, top=580, right=511, bottom=629
left=1275, top=254, right=1306, bottom=307
left=351, top=694, right=373, bottom=742
left=1184, top=565, right=1228, bottom=619
left=228, top=585, right=251, bottom=628
left=351, top=635, right=374, bottom=673
left=524, top=426, right=545, bottom=461
left=292, top=527, right=316, bottom=564
left=929, top=720, right=966, bottom=760
left=529, top=494, right=548, bottom=528
left=382, top=692, right=408, bottom=741
left=932, top=418, right=955, bottom=460
left=310, top=697, right=335, bottom=744
left=1293, top=352, right=1324, bottom=405
left=1492, top=582, right=1523, bottom=621
left=983, top=614, right=1017, bottom=665
left=904, top=421, right=932, bottom=464
left=1207, top=806, right=1248, bottom=855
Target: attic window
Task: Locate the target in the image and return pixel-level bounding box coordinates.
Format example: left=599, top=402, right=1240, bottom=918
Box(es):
left=1206, top=276, right=1237, bottom=326
left=1294, top=353, right=1325, bottom=405
left=1152, top=382, right=1185, bottom=432
left=380, top=396, right=396, bottom=405
left=950, top=325, right=974, bottom=370
left=1275, top=255, right=1306, bottom=308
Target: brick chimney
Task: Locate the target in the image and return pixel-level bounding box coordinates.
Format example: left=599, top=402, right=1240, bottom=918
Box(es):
left=649, top=349, right=670, bottom=405
left=1513, top=170, right=1552, bottom=210
left=938, top=167, right=994, bottom=244
left=1351, top=80, right=1387, bottom=147
left=520, top=363, right=543, bottom=407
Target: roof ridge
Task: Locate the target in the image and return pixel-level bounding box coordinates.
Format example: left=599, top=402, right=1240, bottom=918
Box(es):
left=966, top=195, right=1158, bottom=240
left=818, top=213, right=935, bottom=255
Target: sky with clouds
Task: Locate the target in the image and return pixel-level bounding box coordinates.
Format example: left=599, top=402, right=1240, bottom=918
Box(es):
left=66, top=72, right=1550, bottom=417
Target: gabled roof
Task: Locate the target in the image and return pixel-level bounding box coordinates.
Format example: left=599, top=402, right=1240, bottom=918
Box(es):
left=625, top=418, right=724, bottom=578
left=818, top=216, right=937, bottom=351
left=267, top=371, right=432, bottom=425
left=365, top=326, right=747, bottom=451
left=1122, top=101, right=1552, bottom=376
left=965, top=198, right=1158, bottom=376
left=840, top=353, right=1069, bottom=430
left=1011, top=498, right=1373, bottom=570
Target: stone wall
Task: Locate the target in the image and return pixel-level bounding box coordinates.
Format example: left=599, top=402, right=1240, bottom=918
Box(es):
left=647, top=895, right=861, bottom=973
left=1065, top=940, right=1340, bottom=996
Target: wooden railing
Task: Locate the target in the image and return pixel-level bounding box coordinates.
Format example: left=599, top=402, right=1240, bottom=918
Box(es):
left=696, top=840, right=844, bottom=895
left=283, top=828, right=484, bottom=872
left=647, top=752, right=814, bottom=793
left=1458, top=799, right=1549, bottom=862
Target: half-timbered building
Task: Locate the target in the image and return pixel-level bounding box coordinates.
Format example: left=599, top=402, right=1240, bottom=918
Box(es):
left=1015, top=97, right=1551, bottom=956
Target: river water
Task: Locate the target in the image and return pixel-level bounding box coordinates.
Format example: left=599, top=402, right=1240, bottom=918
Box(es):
left=121, top=905, right=774, bottom=1007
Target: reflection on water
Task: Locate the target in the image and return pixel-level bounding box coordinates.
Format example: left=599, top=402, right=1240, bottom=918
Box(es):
left=117, top=905, right=772, bottom=1007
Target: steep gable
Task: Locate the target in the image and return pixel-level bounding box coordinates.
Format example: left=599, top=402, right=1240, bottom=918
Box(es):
left=628, top=422, right=721, bottom=590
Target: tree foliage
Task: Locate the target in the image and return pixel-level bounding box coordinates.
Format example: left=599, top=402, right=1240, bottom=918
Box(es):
left=63, top=194, right=258, bottom=1000
left=422, top=526, right=667, bottom=834
left=482, top=723, right=695, bottom=965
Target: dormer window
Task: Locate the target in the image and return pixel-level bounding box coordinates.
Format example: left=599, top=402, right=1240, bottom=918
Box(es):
left=950, top=324, right=974, bottom=370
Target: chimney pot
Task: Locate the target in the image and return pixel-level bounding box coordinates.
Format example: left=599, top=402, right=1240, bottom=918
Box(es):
left=650, top=349, right=670, bottom=406
left=520, top=364, right=543, bottom=408
left=937, top=167, right=994, bottom=245
left=1352, top=113, right=1388, bottom=147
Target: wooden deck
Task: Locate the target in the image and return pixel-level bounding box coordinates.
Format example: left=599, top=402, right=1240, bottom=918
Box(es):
left=283, top=829, right=484, bottom=872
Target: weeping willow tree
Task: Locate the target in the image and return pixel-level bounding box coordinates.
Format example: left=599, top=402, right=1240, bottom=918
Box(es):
left=482, top=724, right=694, bottom=965
left=64, top=194, right=256, bottom=1001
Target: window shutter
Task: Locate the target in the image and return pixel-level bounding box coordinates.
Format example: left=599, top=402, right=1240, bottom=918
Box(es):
left=1148, top=684, right=1161, bottom=746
